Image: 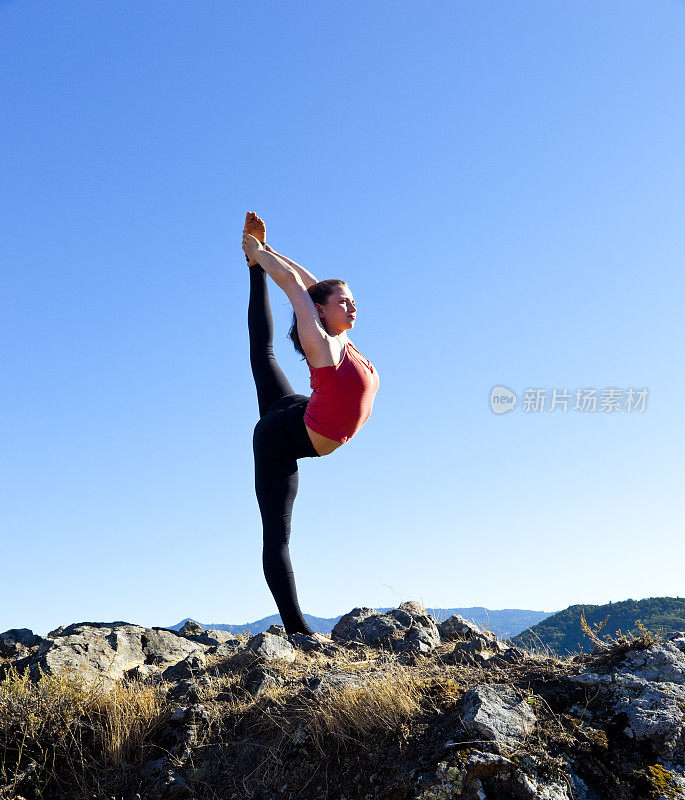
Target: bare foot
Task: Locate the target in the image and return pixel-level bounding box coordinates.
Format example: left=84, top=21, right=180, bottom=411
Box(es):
left=244, top=211, right=266, bottom=265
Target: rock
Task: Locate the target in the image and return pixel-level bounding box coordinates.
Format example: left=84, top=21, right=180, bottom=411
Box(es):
left=162, top=651, right=207, bottom=681
left=331, top=602, right=440, bottom=654
left=205, top=628, right=239, bottom=644
left=416, top=749, right=575, bottom=800
left=179, top=620, right=205, bottom=637
left=568, top=638, right=685, bottom=760
left=439, top=614, right=524, bottom=664
left=449, top=634, right=520, bottom=666
left=493, top=643, right=528, bottom=664
left=397, top=620, right=440, bottom=655
left=451, top=637, right=490, bottom=665
left=0, top=628, right=44, bottom=658
left=463, top=750, right=513, bottom=780
left=46, top=620, right=128, bottom=638
left=568, top=671, right=614, bottom=686
left=438, top=614, right=498, bottom=644
left=222, top=631, right=296, bottom=674
left=245, top=665, right=281, bottom=698
left=26, top=622, right=149, bottom=685
left=650, top=762, right=685, bottom=798
left=247, top=631, right=296, bottom=663
left=331, top=606, right=379, bottom=642
left=666, top=630, right=685, bottom=654
left=457, top=684, right=536, bottom=753
left=7, top=622, right=209, bottom=687
left=288, top=632, right=322, bottom=652
left=611, top=673, right=685, bottom=755
left=414, top=751, right=511, bottom=799
left=288, top=632, right=339, bottom=656
left=392, top=636, right=433, bottom=656
left=177, top=621, right=238, bottom=647
left=141, top=759, right=191, bottom=799
left=125, top=663, right=164, bottom=683
left=210, top=639, right=246, bottom=659
left=513, top=773, right=572, bottom=799
left=567, top=770, right=603, bottom=800
left=143, top=626, right=210, bottom=665
left=141, top=703, right=210, bottom=798
left=619, top=641, right=685, bottom=685
left=166, top=677, right=210, bottom=703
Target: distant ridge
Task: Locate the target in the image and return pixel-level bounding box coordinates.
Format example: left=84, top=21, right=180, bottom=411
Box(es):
left=168, top=606, right=555, bottom=639
left=511, top=596, right=685, bottom=656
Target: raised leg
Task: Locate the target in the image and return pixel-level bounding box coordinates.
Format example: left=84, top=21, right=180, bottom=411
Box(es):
left=248, top=265, right=295, bottom=418
left=244, top=212, right=266, bottom=266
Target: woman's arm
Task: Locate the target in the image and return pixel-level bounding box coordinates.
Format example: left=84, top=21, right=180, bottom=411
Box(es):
left=263, top=243, right=318, bottom=289
left=243, top=233, right=332, bottom=363
left=243, top=234, right=297, bottom=291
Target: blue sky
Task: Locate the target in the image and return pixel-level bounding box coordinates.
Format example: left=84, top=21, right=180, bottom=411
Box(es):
left=1, top=0, right=683, bottom=636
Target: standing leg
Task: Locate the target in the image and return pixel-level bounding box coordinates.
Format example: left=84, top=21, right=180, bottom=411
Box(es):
left=253, top=401, right=317, bottom=636
left=248, top=265, right=295, bottom=418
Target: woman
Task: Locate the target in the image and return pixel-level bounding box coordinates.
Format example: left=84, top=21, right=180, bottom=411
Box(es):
left=242, top=212, right=379, bottom=642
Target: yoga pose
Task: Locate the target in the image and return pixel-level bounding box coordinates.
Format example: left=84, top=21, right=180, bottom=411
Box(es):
left=242, top=212, right=379, bottom=642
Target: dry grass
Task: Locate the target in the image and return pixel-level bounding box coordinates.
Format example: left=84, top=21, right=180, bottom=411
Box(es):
left=196, top=646, right=440, bottom=798
left=1, top=616, right=665, bottom=799
left=0, top=662, right=170, bottom=798
left=299, top=661, right=423, bottom=755
left=579, top=610, right=656, bottom=652
left=88, top=677, right=169, bottom=765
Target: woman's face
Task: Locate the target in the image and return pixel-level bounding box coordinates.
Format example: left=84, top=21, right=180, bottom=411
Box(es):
left=317, top=286, right=356, bottom=335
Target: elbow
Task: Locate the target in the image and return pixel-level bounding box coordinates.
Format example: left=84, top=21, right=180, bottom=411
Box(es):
left=282, top=268, right=305, bottom=289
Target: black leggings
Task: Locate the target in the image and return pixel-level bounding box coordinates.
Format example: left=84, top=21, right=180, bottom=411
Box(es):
left=248, top=264, right=320, bottom=636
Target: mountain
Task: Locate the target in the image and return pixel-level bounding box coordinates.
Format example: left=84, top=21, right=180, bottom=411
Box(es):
left=169, top=605, right=555, bottom=639
left=511, top=596, right=685, bottom=656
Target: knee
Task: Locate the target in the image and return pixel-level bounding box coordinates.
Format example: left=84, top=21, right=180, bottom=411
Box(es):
left=253, top=417, right=270, bottom=454
left=263, top=534, right=287, bottom=555
left=253, top=415, right=289, bottom=460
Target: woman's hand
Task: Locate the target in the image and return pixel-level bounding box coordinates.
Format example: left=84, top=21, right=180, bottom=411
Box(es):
left=242, top=232, right=264, bottom=263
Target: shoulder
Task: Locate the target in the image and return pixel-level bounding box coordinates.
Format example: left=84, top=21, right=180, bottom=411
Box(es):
left=305, top=334, right=346, bottom=369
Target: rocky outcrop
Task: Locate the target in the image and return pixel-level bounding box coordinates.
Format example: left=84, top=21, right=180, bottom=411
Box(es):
left=0, top=628, right=43, bottom=658
left=2, top=608, right=685, bottom=800
left=438, top=612, right=527, bottom=666
left=438, top=614, right=491, bottom=642
left=1, top=621, right=209, bottom=687
left=332, top=600, right=441, bottom=654
left=565, top=630, right=685, bottom=763
left=178, top=620, right=238, bottom=647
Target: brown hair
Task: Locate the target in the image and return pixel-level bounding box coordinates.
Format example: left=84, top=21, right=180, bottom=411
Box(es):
left=288, top=279, right=348, bottom=358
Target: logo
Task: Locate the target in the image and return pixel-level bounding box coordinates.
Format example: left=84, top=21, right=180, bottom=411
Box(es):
left=490, top=385, right=517, bottom=414
left=489, top=385, right=649, bottom=414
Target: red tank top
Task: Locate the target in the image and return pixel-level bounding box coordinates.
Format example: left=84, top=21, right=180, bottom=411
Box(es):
left=304, top=340, right=379, bottom=444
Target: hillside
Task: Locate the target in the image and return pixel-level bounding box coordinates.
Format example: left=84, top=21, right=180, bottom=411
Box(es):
left=3, top=603, right=685, bottom=800
left=512, top=596, right=685, bottom=656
